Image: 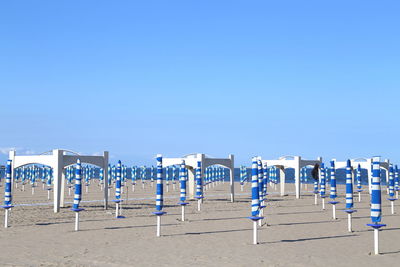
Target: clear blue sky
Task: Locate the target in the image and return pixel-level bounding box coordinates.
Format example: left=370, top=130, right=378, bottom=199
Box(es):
left=0, top=1, right=399, bottom=166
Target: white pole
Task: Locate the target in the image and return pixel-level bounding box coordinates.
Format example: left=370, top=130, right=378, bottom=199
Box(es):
left=332, top=204, right=336, bottom=220
left=86, top=185, right=88, bottom=193
left=396, top=191, right=398, bottom=199
left=4, top=209, right=9, bottom=228
left=374, top=228, right=379, bottom=255
left=391, top=201, right=394, bottom=214
left=115, top=203, right=119, bottom=218
left=68, top=187, right=71, bottom=196
left=322, top=198, right=325, bottom=210
left=258, top=210, right=263, bottom=226
left=314, top=194, right=318, bottom=205
left=197, top=199, right=201, bottom=211
left=348, top=213, right=352, bottom=232
left=181, top=205, right=185, bottom=222
left=241, top=185, right=243, bottom=192
left=166, top=185, right=169, bottom=192
left=358, top=192, right=361, bottom=202
left=75, top=212, right=79, bottom=231
left=22, top=184, right=25, bottom=191
left=32, top=187, right=34, bottom=195
left=156, top=215, right=161, bottom=237
left=47, top=190, right=50, bottom=200
left=253, top=221, right=258, bottom=245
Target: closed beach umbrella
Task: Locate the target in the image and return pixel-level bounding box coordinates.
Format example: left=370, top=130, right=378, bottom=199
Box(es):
left=387, top=164, right=396, bottom=214
left=367, top=156, right=386, bottom=255
left=195, top=161, right=203, bottom=211
left=356, top=164, right=363, bottom=202
left=345, top=160, right=354, bottom=209
left=395, top=165, right=399, bottom=199
left=3, top=160, right=13, bottom=227
left=263, top=163, right=268, bottom=198
left=248, top=157, right=263, bottom=245
left=178, top=160, right=188, bottom=221
left=71, top=159, right=84, bottom=231
left=344, top=159, right=356, bottom=232
left=153, top=154, right=166, bottom=237
left=320, top=163, right=326, bottom=209
left=329, top=160, right=339, bottom=219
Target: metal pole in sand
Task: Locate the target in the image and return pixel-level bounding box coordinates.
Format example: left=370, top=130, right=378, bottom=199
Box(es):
left=366, top=156, right=386, bottom=255
left=153, top=154, right=166, bottom=237
left=248, top=157, right=263, bottom=244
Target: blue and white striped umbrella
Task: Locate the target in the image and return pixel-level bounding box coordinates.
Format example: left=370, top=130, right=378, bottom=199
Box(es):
left=115, top=161, right=122, bottom=200
left=388, top=164, right=394, bottom=198
left=4, top=160, right=12, bottom=207
left=330, top=161, right=337, bottom=199
left=251, top=157, right=260, bottom=217
left=320, top=163, right=326, bottom=197
left=262, top=163, right=268, bottom=197
left=395, top=165, right=399, bottom=192
left=73, top=159, right=82, bottom=210
left=155, top=155, right=164, bottom=211
left=370, top=156, right=382, bottom=223
left=195, top=161, right=203, bottom=199
left=257, top=159, right=263, bottom=205
left=356, top=164, right=362, bottom=191
left=345, top=160, right=354, bottom=209
left=179, top=161, right=187, bottom=203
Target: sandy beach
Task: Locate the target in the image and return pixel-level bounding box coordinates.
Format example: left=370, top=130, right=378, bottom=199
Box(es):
left=0, top=182, right=398, bottom=266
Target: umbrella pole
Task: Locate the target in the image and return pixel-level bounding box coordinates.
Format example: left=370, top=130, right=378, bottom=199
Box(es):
left=358, top=192, right=361, bottom=202
left=374, top=228, right=379, bottom=255
left=391, top=201, right=394, bottom=214
left=348, top=213, right=352, bottom=232
left=253, top=221, right=258, bottom=244
left=75, top=212, right=79, bottom=231
left=156, top=215, right=161, bottom=237
left=115, top=203, right=119, bottom=218
left=181, top=205, right=185, bottom=221
left=332, top=204, right=336, bottom=220
left=322, top=198, right=325, bottom=210
left=197, top=199, right=201, bottom=211
left=4, top=209, right=9, bottom=228
left=314, top=194, right=317, bottom=205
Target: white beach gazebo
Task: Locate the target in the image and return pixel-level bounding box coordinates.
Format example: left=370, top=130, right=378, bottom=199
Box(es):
left=161, top=153, right=235, bottom=202
left=261, top=156, right=323, bottom=199
left=9, top=149, right=109, bottom=213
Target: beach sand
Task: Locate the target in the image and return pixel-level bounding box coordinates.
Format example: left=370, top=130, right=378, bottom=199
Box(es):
left=0, top=182, right=399, bottom=266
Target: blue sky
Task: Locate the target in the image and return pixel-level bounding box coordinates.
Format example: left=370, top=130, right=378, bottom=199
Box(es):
left=0, top=1, right=399, bottom=166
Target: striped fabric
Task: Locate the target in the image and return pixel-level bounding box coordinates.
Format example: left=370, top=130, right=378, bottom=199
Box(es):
left=156, top=155, right=163, bottom=211
left=371, top=156, right=382, bottom=223
left=356, top=164, right=362, bottom=190
left=388, top=164, right=394, bottom=197
left=46, top=167, right=52, bottom=187
left=179, top=160, right=186, bottom=202
left=395, top=165, right=399, bottom=192
left=251, top=157, right=260, bottom=217
left=320, top=163, right=326, bottom=196
left=345, top=160, right=354, bottom=209
left=115, top=161, right=122, bottom=200
left=4, top=160, right=12, bottom=206
left=257, top=158, right=263, bottom=203
left=330, top=161, right=337, bottom=199
left=195, top=161, right=203, bottom=198
left=263, top=163, right=268, bottom=197
left=73, top=159, right=82, bottom=209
